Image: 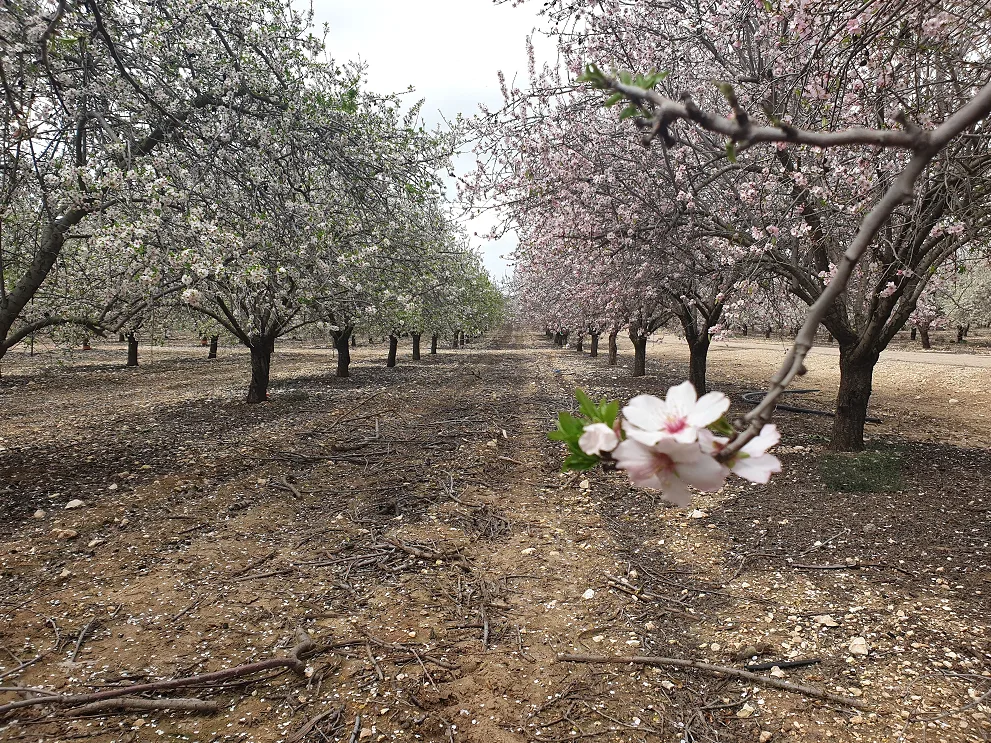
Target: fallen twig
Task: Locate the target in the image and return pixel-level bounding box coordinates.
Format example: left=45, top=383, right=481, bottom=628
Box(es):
left=556, top=653, right=870, bottom=709
left=71, top=696, right=218, bottom=716
left=744, top=658, right=821, bottom=672
left=0, top=631, right=317, bottom=717
left=287, top=705, right=344, bottom=743
left=70, top=618, right=99, bottom=663
left=0, top=653, right=47, bottom=682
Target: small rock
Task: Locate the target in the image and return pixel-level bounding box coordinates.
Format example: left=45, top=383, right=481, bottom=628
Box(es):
left=87, top=538, right=104, bottom=548
left=359, top=729, right=373, bottom=739
left=51, top=528, right=78, bottom=540
left=770, top=666, right=787, bottom=678
left=582, top=589, right=595, bottom=600
left=579, top=479, right=590, bottom=489
left=813, top=614, right=840, bottom=628
left=520, top=547, right=536, bottom=556
left=850, top=715, right=866, bottom=724
left=108, top=483, right=118, bottom=491
left=710, top=643, right=721, bottom=651
left=485, top=439, right=498, bottom=449
left=65, top=499, right=85, bottom=510
left=645, top=621, right=656, bottom=631
left=849, top=637, right=870, bottom=656
left=688, top=509, right=709, bottom=519
left=949, top=398, right=959, bottom=404
left=33, top=509, right=46, bottom=519
left=58, top=568, right=72, bottom=579
left=737, top=702, right=757, bottom=718
left=759, top=732, right=773, bottom=743
left=592, top=635, right=605, bottom=643
left=661, top=679, right=675, bottom=690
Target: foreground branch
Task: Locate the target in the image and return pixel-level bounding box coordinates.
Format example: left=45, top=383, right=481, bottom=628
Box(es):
left=557, top=653, right=871, bottom=709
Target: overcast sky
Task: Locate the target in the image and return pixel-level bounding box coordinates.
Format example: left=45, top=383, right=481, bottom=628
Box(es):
left=310, top=0, right=550, bottom=280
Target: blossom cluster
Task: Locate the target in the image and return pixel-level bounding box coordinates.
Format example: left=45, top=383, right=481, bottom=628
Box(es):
left=553, top=383, right=781, bottom=506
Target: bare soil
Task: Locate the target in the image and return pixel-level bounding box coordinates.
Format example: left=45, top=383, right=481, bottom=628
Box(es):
left=0, top=331, right=988, bottom=743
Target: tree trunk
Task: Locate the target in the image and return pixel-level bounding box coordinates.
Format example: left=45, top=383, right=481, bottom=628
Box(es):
left=590, top=333, right=599, bottom=358
left=920, top=327, right=931, bottom=349
left=910, top=326, right=917, bottom=341
left=830, top=349, right=878, bottom=451
left=208, top=335, right=218, bottom=359
left=458, top=331, right=465, bottom=348
left=412, top=333, right=421, bottom=360
left=82, top=337, right=91, bottom=351
left=118, top=332, right=125, bottom=343
left=430, top=334, right=438, bottom=354
left=387, top=335, right=398, bottom=367
left=246, top=337, right=274, bottom=404
left=333, top=328, right=352, bottom=377
left=608, top=330, right=618, bottom=366
left=351, top=334, right=357, bottom=347
left=688, top=338, right=709, bottom=393
left=575, top=334, right=584, bottom=353
left=957, top=325, right=965, bottom=342
left=630, top=333, right=648, bottom=377
left=741, top=323, right=747, bottom=337
left=126, top=333, right=138, bottom=367
left=765, top=325, right=772, bottom=339
left=964, top=323, right=970, bottom=338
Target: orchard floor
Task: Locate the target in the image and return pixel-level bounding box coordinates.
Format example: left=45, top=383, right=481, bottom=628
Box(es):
left=0, top=331, right=988, bottom=743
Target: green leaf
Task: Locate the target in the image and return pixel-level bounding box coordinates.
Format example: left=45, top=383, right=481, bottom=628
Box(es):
left=726, top=141, right=738, bottom=164
left=604, top=92, right=625, bottom=107
left=557, top=411, right=585, bottom=437
left=599, top=400, right=620, bottom=427
left=708, top=416, right=736, bottom=437
left=563, top=451, right=599, bottom=472
left=575, top=388, right=598, bottom=421
left=619, top=105, right=639, bottom=121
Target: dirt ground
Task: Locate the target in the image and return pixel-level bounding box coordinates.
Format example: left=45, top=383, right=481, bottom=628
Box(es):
left=0, top=331, right=988, bottom=743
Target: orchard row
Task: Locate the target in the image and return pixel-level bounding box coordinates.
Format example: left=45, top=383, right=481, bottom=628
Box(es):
left=1, top=0, right=503, bottom=403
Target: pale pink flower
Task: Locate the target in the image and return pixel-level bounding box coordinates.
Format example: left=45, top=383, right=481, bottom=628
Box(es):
left=578, top=422, right=619, bottom=456
left=699, top=424, right=782, bottom=484
left=622, top=382, right=730, bottom=445
left=612, top=438, right=728, bottom=506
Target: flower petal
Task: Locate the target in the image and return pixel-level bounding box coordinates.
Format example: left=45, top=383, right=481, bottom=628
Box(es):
left=612, top=439, right=660, bottom=484
left=621, top=420, right=666, bottom=446
left=687, top=391, right=731, bottom=427
left=732, top=453, right=782, bottom=484
left=621, top=394, right=666, bottom=432
left=664, top=381, right=697, bottom=417
left=659, top=474, right=693, bottom=507
left=741, top=424, right=780, bottom=457
left=579, top=423, right=619, bottom=456
left=673, top=452, right=728, bottom=491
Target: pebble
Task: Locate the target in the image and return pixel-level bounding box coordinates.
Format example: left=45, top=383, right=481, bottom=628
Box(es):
left=51, top=528, right=78, bottom=540
left=582, top=589, right=595, bottom=600
left=849, top=637, right=870, bottom=656
left=65, top=499, right=85, bottom=509
left=33, top=509, right=46, bottom=519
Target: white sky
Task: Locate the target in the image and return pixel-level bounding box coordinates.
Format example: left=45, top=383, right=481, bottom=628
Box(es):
left=309, top=0, right=551, bottom=280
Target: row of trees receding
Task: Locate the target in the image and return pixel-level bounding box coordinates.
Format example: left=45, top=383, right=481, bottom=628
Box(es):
left=1, top=0, right=503, bottom=401
left=468, top=0, right=991, bottom=451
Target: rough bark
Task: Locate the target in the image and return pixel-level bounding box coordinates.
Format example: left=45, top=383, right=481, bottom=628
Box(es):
left=351, top=334, right=357, bottom=348
left=412, top=333, right=421, bottom=360
left=387, top=335, right=398, bottom=367
left=957, top=325, right=965, bottom=342
left=126, top=333, right=138, bottom=367
left=575, top=334, right=584, bottom=353
left=765, top=325, right=772, bottom=339
left=920, top=327, right=931, bottom=349
left=430, top=334, right=438, bottom=354
left=208, top=335, right=218, bottom=359
left=333, top=327, right=352, bottom=377
left=590, top=333, right=599, bottom=358
left=830, top=348, right=878, bottom=451
left=246, top=337, right=274, bottom=404
left=688, top=338, right=709, bottom=393
left=608, top=330, right=618, bottom=366
left=630, top=332, right=648, bottom=377
left=910, top=326, right=917, bottom=341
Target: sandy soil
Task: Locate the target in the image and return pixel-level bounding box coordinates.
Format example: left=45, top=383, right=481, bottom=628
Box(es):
left=0, top=331, right=988, bottom=743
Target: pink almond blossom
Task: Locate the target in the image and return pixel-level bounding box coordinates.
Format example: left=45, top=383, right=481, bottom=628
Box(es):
left=699, top=424, right=782, bottom=484
left=578, top=422, right=619, bottom=456
left=612, top=437, right=728, bottom=506
left=622, top=382, right=730, bottom=445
